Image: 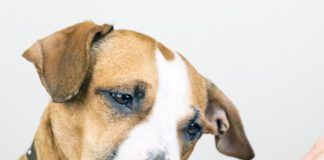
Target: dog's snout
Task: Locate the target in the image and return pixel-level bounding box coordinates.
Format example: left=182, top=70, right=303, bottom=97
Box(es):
left=147, top=151, right=167, bottom=160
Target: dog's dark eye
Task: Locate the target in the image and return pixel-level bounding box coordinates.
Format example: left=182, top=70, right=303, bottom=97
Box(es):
left=186, top=122, right=202, bottom=137
left=96, top=82, right=146, bottom=114
left=110, top=93, right=133, bottom=107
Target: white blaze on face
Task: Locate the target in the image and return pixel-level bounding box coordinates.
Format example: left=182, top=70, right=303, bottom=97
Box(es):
left=114, top=49, right=192, bottom=160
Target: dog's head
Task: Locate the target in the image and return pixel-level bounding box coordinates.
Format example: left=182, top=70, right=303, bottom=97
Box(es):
left=23, top=21, right=254, bottom=160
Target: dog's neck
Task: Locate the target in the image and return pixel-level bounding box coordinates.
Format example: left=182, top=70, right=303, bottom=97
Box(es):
left=21, top=105, right=66, bottom=160
left=22, top=99, right=97, bottom=160
left=22, top=103, right=85, bottom=160
left=31, top=104, right=67, bottom=160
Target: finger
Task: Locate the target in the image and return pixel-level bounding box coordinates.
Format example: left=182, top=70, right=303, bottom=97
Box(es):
left=315, top=152, right=324, bottom=160
left=303, top=139, right=324, bottom=160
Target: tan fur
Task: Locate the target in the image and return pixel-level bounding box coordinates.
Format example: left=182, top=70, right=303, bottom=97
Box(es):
left=157, top=42, right=175, bottom=61
left=22, top=21, right=113, bottom=102
left=22, top=21, right=253, bottom=160
left=204, top=80, right=254, bottom=159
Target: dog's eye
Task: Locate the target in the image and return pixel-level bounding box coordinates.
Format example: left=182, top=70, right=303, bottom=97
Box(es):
left=186, top=122, right=202, bottom=137
left=110, top=93, right=133, bottom=107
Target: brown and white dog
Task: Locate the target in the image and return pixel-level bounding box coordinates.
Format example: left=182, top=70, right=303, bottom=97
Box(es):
left=20, top=21, right=254, bottom=160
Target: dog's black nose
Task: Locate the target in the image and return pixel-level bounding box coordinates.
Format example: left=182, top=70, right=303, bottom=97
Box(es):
left=147, top=151, right=167, bottom=160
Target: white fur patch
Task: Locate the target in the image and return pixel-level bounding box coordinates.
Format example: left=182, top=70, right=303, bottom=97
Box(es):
left=114, top=49, right=191, bottom=160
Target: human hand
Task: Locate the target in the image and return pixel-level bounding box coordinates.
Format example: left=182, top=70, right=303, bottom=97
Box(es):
left=303, top=138, right=324, bottom=160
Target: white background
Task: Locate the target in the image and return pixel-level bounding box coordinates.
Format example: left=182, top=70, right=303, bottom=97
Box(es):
left=1, top=0, right=324, bottom=159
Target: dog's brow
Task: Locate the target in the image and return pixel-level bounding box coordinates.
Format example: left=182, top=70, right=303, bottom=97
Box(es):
left=179, top=107, right=201, bottom=128
left=189, top=108, right=200, bottom=123
left=95, top=80, right=149, bottom=94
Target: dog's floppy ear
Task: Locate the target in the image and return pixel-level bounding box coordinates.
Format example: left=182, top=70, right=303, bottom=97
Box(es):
left=23, top=21, right=113, bottom=102
left=204, top=79, right=254, bottom=160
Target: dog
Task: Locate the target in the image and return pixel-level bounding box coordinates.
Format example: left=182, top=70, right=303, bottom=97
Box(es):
left=20, top=21, right=254, bottom=160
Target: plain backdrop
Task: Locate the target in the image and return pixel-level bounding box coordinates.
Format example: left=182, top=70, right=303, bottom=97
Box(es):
left=1, top=0, right=324, bottom=159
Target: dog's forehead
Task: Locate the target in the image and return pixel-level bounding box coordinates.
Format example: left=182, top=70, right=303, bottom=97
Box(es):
left=94, top=29, right=207, bottom=110
left=93, top=30, right=157, bottom=87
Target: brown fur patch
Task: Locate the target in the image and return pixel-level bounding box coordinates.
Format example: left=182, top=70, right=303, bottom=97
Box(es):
left=23, top=21, right=113, bottom=103
left=157, top=42, right=175, bottom=61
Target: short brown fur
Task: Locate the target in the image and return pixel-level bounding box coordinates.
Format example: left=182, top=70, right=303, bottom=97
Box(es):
left=157, top=42, right=175, bottom=61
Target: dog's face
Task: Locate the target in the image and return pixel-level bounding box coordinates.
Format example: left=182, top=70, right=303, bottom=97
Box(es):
left=23, top=22, right=254, bottom=160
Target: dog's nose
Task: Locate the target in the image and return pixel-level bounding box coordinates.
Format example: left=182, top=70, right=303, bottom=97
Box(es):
left=147, top=151, right=167, bottom=160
